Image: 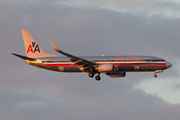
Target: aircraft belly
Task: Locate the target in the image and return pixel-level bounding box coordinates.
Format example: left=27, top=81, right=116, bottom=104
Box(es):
left=30, top=63, right=60, bottom=71
left=118, top=65, right=151, bottom=71
left=49, top=65, right=80, bottom=72
left=118, top=65, right=134, bottom=71
left=139, top=65, right=149, bottom=71
left=48, top=65, right=80, bottom=72
left=149, top=65, right=166, bottom=70
left=63, top=66, right=81, bottom=72
left=30, top=63, right=80, bottom=72
left=117, top=64, right=166, bottom=71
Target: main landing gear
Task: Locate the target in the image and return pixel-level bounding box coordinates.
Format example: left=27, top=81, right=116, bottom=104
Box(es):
left=95, top=73, right=101, bottom=81
left=88, top=72, right=101, bottom=81
left=88, top=73, right=94, bottom=78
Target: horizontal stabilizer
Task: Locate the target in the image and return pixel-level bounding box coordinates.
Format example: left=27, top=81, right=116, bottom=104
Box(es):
left=12, top=53, right=36, bottom=61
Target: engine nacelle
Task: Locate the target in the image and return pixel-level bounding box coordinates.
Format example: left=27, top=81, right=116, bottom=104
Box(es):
left=106, top=71, right=126, bottom=77
left=98, top=64, right=114, bottom=73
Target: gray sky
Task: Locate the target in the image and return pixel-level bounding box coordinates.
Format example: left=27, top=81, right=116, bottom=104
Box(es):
left=1, top=0, right=180, bottom=120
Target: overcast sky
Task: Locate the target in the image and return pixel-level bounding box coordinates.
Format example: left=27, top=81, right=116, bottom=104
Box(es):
left=1, top=0, right=180, bottom=120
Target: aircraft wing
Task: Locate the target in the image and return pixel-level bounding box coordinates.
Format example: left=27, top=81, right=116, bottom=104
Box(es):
left=51, top=40, right=99, bottom=71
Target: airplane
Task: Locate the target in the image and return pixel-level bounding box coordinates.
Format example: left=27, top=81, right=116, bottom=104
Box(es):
left=12, top=29, right=172, bottom=81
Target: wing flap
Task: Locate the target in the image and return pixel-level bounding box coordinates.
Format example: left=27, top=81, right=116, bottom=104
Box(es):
left=51, top=40, right=99, bottom=71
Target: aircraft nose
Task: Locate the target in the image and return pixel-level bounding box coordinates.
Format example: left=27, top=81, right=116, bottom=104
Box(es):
left=166, top=62, right=172, bottom=68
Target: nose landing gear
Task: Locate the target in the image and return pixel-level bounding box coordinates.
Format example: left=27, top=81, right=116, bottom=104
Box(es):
left=154, top=70, right=163, bottom=78
left=154, top=74, right=157, bottom=78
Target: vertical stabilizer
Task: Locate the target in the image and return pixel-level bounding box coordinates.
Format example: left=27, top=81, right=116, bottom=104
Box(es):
left=21, top=29, right=57, bottom=58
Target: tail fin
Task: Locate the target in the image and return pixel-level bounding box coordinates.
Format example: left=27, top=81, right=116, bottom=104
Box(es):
left=21, top=29, right=57, bottom=58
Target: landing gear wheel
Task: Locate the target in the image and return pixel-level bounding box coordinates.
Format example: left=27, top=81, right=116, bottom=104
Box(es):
left=95, top=76, right=101, bottom=81
left=154, top=74, right=157, bottom=78
left=88, top=73, right=94, bottom=78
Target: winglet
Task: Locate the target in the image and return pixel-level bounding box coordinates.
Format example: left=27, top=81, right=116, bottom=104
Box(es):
left=51, top=40, right=59, bottom=52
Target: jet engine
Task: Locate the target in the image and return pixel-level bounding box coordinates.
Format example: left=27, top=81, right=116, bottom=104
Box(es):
left=97, top=64, right=114, bottom=73
left=106, top=71, right=126, bottom=77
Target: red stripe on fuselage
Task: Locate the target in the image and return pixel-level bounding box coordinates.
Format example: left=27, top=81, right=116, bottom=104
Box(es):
left=43, top=62, right=166, bottom=66
left=110, top=63, right=166, bottom=65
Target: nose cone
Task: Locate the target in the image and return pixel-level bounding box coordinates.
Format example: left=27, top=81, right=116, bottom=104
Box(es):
left=166, top=62, right=172, bottom=68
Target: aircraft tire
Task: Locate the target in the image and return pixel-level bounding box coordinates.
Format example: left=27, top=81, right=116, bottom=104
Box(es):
left=88, top=73, right=94, bottom=78
left=95, top=76, right=101, bottom=81
left=154, top=74, right=157, bottom=78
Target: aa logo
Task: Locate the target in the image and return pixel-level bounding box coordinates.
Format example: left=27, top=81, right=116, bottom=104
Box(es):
left=27, top=42, right=40, bottom=53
